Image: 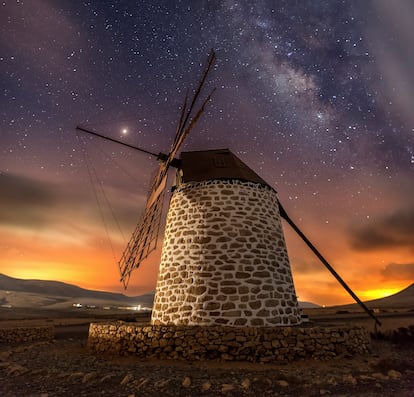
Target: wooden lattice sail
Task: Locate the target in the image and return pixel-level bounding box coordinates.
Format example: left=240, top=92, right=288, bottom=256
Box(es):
left=117, top=50, right=216, bottom=288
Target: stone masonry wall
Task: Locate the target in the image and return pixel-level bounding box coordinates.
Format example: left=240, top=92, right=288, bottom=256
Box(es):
left=152, top=179, right=301, bottom=327
left=0, top=326, right=54, bottom=343
left=88, top=323, right=370, bottom=362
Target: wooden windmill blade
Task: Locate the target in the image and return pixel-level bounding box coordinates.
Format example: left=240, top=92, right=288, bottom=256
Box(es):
left=118, top=165, right=167, bottom=289
left=278, top=201, right=382, bottom=327
left=168, top=50, right=216, bottom=160
left=168, top=87, right=216, bottom=163
left=170, top=91, right=189, bottom=153
left=118, top=50, right=216, bottom=289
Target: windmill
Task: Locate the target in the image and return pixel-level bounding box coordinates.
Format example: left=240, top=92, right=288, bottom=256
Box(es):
left=76, top=50, right=381, bottom=328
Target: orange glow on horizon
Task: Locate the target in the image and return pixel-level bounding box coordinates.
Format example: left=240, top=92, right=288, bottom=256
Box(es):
left=357, top=287, right=404, bottom=301
left=1, top=187, right=413, bottom=305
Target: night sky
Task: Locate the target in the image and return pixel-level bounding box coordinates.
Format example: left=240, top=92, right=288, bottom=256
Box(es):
left=1, top=0, right=413, bottom=305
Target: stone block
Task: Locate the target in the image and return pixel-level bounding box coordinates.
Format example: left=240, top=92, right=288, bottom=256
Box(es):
left=221, top=287, right=237, bottom=294
left=235, top=272, right=250, bottom=279
left=257, top=309, right=270, bottom=317
left=225, top=310, right=242, bottom=317
left=239, top=229, right=253, bottom=236
left=264, top=299, right=280, bottom=307
left=253, top=271, right=271, bottom=278
left=221, top=302, right=235, bottom=310
left=238, top=286, right=249, bottom=294
left=217, top=236, right=231, bottom=242
left=205, top=302, right=220, bottom=310
left=249, top=301, right=262, bottom=309
left=251, top=318, right=264, bottom=326
left=189, top=285, right=207, bottom=295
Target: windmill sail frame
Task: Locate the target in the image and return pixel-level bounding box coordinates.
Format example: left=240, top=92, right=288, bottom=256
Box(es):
left=118, top=174, right=167, bottom=288
left=118, top=50, right=216, bottom=288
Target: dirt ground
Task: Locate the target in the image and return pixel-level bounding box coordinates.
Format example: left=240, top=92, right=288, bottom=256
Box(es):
left=0, top=311, right=413, bottom=397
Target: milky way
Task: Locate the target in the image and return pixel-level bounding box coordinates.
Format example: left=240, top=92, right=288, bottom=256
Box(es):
left=1, top=1, right=413, bottom=303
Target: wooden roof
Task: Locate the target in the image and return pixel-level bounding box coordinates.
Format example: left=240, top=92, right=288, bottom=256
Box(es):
left=179, top=149, right=270, bottom=187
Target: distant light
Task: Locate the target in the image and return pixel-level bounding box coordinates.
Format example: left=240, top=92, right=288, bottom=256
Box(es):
left=121, top=128, right=128, bottom=135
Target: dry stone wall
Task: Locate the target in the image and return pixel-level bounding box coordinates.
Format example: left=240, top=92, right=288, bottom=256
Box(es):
left=0, top=326, right=54, bottom=343
left=88, top=323, right=370, bottom=362
left=152, top=180, right=301, bottom=327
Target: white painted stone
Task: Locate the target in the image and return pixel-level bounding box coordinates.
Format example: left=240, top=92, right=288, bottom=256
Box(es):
left=151, top=179, right=302, bottom=326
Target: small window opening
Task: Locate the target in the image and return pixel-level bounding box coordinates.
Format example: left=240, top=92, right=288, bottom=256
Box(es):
left=214, top=154, right=227, bottom=168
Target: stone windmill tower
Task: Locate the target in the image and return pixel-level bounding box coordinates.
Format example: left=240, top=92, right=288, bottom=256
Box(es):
left=151, top=149, right=302, bottom=326
left=77, top=51, right=381, bottom=329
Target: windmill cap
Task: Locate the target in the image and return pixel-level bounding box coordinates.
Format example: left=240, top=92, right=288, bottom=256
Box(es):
left=180, top=148, right=272, bottom=188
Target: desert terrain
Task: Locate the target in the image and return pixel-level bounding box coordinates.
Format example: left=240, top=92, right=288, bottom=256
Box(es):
left=0, top=307, right=413, bottom=397
left=1, top=276, right=413, bottom=396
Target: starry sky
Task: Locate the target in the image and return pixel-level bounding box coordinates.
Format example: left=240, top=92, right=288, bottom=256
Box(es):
left=1, top=0, right=413, bottom=305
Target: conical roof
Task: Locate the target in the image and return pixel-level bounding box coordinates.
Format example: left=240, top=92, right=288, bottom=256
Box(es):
left=180, top=149, right=270, bottom=187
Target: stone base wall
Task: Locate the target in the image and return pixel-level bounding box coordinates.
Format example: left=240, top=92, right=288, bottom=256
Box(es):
left=0, top=326, right=54, bottom=344
left=153, top=180, right=301, bottom=327
left=88, top=323, right=370, bottom=362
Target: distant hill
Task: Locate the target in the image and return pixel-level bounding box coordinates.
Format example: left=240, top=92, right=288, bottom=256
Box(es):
left=0, top=273, right=321, bottom=310
left=3, top=274, right=411, bottom=312
left=0, top=273, right=154, bottom=309
left=299, top=301, right=320, bottom=309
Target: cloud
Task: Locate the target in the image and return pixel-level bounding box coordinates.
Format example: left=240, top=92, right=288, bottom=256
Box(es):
left=0, top=1, right=102, bottom=110
left=0, top=172, right=62, bottom=228
left=290, top=258, right=326, bottom=275
left=0, top=2, right=80, bottom=75
left=349, top=207, right=414, bottom=251
left=0, top=172, right=141, bottom=234
left=381, top=262, right=414, bottom=280
left=362, top=0, right=414, bottom=130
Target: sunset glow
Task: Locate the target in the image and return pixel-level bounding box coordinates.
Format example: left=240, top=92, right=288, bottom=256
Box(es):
left=358, top=288, right=404, bottom=301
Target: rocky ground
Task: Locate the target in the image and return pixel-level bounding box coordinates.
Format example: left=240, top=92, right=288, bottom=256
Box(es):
left=0, top=325, right=413, bottom=397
